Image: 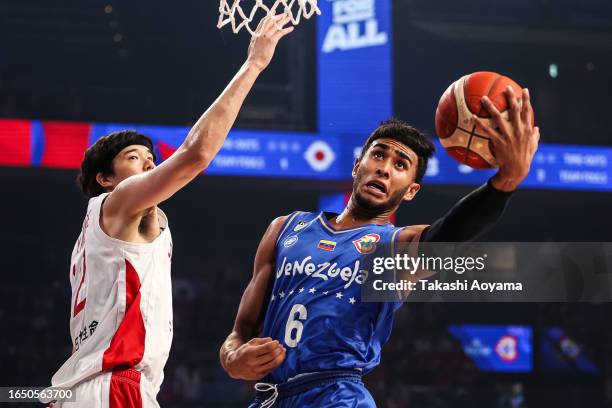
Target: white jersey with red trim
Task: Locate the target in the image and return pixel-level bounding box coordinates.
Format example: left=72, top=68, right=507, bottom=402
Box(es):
left=50, top=193, right=173, bottom=395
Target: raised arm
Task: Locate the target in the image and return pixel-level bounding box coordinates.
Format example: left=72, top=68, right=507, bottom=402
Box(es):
left=417, top=179, right=513, bottom=242
left=105, top=15, right=294, bottom=218
left=403, top=86, right=539, bottom=243
left=220, top=216, right=288, bottom=381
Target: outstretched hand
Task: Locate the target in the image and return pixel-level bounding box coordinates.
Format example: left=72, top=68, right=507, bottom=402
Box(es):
left=472, top=86, right=540, bottom=192
left=246, top=13, right=294, bottom=72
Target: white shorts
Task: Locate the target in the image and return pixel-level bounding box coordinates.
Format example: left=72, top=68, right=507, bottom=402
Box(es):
left=54, top=369, right=159, bottom=408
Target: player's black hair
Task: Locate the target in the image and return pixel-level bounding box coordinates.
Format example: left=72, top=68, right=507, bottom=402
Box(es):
left=360, top=118, right=436, bottom=183
left=77, top=130, right=155, bottom=198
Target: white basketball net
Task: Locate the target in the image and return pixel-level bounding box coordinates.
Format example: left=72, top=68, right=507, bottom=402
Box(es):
left=218, top=0, right=321, bottom=35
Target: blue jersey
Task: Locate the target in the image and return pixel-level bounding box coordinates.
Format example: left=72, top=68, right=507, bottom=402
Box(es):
left=261, top=211, right=421, bottom=383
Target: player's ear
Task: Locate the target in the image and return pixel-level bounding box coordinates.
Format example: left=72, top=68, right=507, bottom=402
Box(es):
left=95, top=172, right=115, bottom=190
left=352, top=158, right=361, bottom=178
left=403, top=183, right=421, bottom=202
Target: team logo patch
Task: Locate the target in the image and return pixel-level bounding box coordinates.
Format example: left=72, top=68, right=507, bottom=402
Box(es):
left=318, top=240, right=337, bottom=251
left=283, top=236, right=299, bottom=248
left=352, top=234, right=381, bottom=254
left=294, top=221, right=309, bottom=232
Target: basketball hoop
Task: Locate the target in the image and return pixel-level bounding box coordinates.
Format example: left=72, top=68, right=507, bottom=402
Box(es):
left=218, top=0, right=321, bottom=35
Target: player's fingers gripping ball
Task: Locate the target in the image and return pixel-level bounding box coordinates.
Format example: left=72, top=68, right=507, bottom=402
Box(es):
left=435, top=71, right=535, bottom=169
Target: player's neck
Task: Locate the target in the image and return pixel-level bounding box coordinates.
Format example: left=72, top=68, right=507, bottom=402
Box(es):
left=332, top=197, right=393, bottom=229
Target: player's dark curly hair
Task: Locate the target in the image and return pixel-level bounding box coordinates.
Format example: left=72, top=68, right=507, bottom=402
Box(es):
left=360, top=118, right=436, bottom=183
left=77, top=130, right=155, bottom=198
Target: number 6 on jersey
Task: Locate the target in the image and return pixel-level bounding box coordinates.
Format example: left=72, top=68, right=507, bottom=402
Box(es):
left=284, top=304, right=307, bottom=348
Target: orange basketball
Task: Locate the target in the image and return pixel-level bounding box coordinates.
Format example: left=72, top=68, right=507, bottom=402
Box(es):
left=435, top=72, right=527, bottom=169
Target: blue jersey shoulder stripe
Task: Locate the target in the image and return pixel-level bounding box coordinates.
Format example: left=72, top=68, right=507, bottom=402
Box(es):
left=274, top=211, right=301, bottom=246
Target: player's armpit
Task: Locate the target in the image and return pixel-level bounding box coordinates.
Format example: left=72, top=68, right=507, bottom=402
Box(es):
left=395, top=225, right=435, bottom=298
left=220, top=215, right=288, bottom=381
left=398, top=225, right=429, bottom=244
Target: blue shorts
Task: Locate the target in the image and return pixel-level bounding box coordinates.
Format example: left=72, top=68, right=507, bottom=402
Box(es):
left=248, top=370, right=376, bottom=408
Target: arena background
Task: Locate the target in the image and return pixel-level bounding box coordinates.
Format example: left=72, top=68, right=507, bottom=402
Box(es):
left=1, top=0, right=612, bottom=407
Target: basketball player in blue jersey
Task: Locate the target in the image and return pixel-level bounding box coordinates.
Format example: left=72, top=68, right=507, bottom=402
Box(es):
left=220, top=87, right=539, bottom=407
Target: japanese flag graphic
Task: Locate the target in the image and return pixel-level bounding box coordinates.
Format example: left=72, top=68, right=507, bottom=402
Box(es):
left=304, top=141, right=336, bottom=172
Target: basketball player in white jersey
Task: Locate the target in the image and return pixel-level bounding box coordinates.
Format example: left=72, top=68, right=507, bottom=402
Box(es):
left=44, top=14, right=294, bottom=408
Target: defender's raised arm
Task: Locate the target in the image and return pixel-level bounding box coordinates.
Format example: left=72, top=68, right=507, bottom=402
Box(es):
left=103, top=14, right=294, bottom=218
